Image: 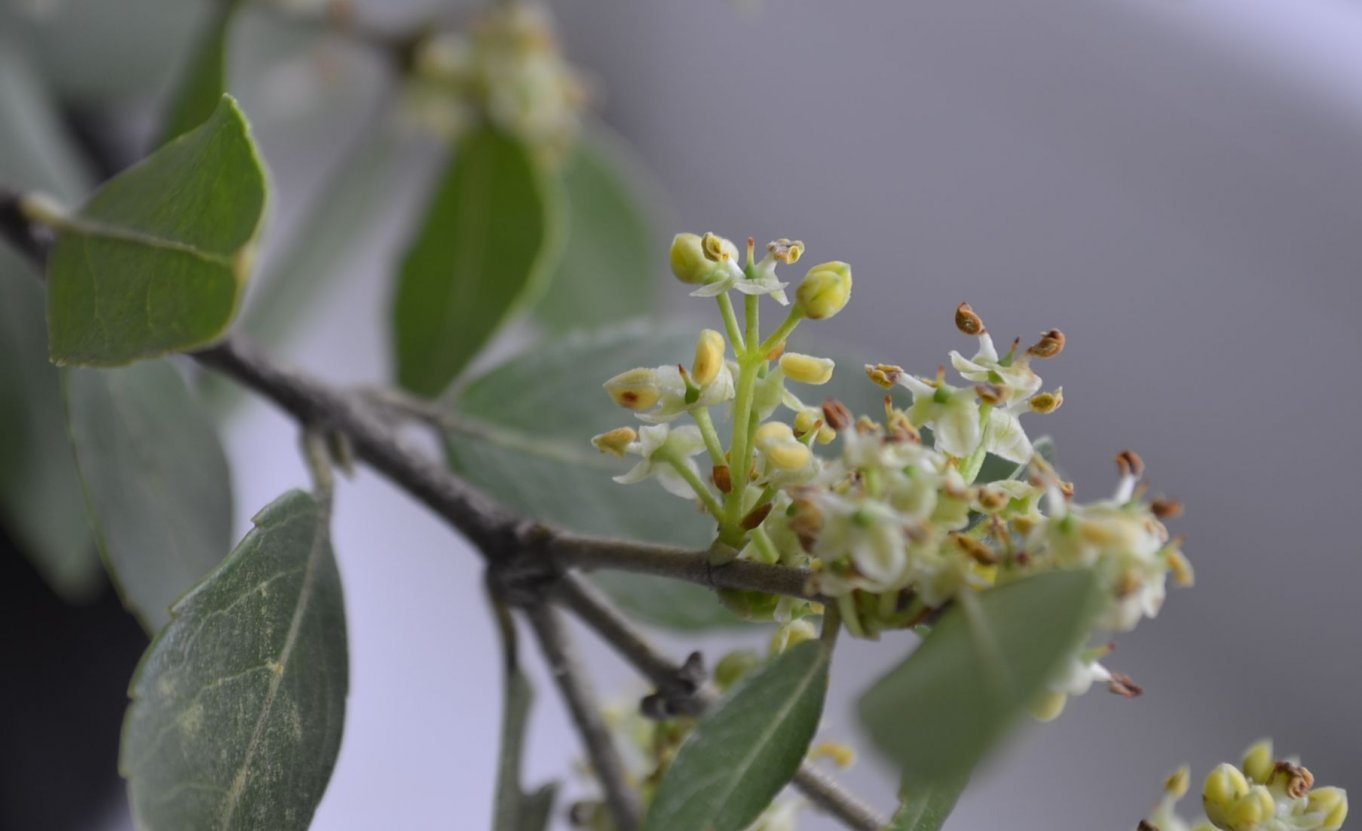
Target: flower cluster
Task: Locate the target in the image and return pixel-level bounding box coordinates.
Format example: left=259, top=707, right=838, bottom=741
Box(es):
left=594, top=233, right=1191, bottom=711
left=405, top=2, right=586, bottom=157
left=1141, top=741, right=1347, bottom=831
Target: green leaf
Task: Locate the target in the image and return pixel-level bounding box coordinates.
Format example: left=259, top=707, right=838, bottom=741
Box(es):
left=392, top=126, right=560, bottom=397
left=445, top=323, right=737, bottom=629
left=47, top=94, right=267, bottom=366
left=0, top=44, right=100, bottom=599
left=858, top=570, right=1102, bottom=783
left=65, top=360, right=233, bottom=632
left=159, top=0, right=238, bottom=143
left=120, top=490, right=348, bottom=831
left=889, top=773, right=969, bottom=831
left=535, top=131, right=658, bottom=332
left=643, top=641, right=829, bottom=831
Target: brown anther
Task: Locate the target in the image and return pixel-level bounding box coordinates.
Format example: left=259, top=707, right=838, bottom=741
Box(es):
left=1014, top=550, right=1034, bottom=566
left=766, top=342, right=786, bottom=361
left=1116, top=570, right=1141, bottom=598
left=1271, top=762, right=1315, bottom=799
left=1138, top=822, right=1159, bottom=831
left=789, top=498, right=824, bottom=550
left=712, top=464, right=732, bottom=494
left=1026, top=328, right=1066, bottom=359
left=1106, top=672, right=1143, bottom=698
left=854, top=415, right=881, bottom=436
left=950, top=533, right=997, bottom=566
left=1150, top=497, right=1183, bottom=519
left=887, top=421, right=920, bottom=444
left=620, top=391, right=642, bottom=406
left=975, top=486, right=1010, bottom=512
left=1028, top=390, right=1063, bottom=414
left=865, top=363, right=904, bottom=388
left=822, top=399, right=853, bottom=431
left=974, top=382, right=1006, bottom=406
left=954, top=302, right=986, bottom=336
left=1059, top=480, right=1075, bottom=500
left=1116, top=449, right=1145, bottom=478
left=740, top=503, right=773, bottom=530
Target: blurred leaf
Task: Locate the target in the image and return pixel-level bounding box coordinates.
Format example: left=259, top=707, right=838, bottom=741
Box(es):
left=535, top=132, right=658, bottom=332
left=974, top=435, right=1055, bottom=485
left=492, top=603, right=556, bottom=831
left=65, top=360, right=233, bottom=632
left=889, top=773, right=969, bottom=831
left=159, top=0, right=239, bottom=144
left=0, top=0, right=204, bottom=105
left=643, top=641, right=829, bottom=831
left=392, top=126, right=561, bottom=397
left=858, top=570, right=1101, bottom=783
left=238, top=122, right=407, bottom=353
left=445, top=323, right=736, bottom=630
left=121, top=490, right=348, bottom=831
left=0, top=44, right=100, bottom=599
left=47, top=94, right=267, bottom=366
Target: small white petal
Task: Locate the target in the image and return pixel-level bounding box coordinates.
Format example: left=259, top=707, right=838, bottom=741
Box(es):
left=986, top=408, right=1033, bottom=464
left=657, top=463, right=701, bottom=498
left=613, top=460, right=652, bottom=485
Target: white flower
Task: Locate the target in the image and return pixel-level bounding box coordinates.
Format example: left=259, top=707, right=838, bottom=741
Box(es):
left=636, top=362, right=736, bottom=424
left=811, top=494, right=909, bottom=591
left=614, top=424, right=706, bottom=499
left=949, top=331, right=1042, bottom=403
left=895, top=374, right=983, bottom=459
left=984, top=404, right=1034, bottom=464
left=690, top=266, right=790, bottom=305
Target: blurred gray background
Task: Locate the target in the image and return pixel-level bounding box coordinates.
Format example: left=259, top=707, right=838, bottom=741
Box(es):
left=4, top=0, right=1361, bottom=828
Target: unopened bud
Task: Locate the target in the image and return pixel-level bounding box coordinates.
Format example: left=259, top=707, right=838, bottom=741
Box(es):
left=780, top=352, right=835, bottom=385
left=1241, top=741, right=1273, bottom=784
left=713, top=649, right=761, bottom=690
left=1307, top=787, right=1348, bottom=831
left=1204, top=764, right=1253, bottom=828
left=809, top=742, right=855, bottom=768
left=822, top=399, right=853, bottom=431
left=590, top=427, right=637, bottom=456
left=1030, top=690, right=1067, bottom=722
left=1026, top=328, right=1066, bottom=359
left=767, top=238, right=805, bottom=264
left=955, top=302, right=986, bottom=336
left=691, top=328, right=726, bottom=386
left=1166, top=766, right=1192, bottom=799
left=670, top=233, right=713, bottom=284
left=1029, top=388, right=1064, bottom=414
left=795, top=261, right=852, bottom=320
left=604, top=368, right=660, bottom=410
left=865, top=363, right=903, bottom=388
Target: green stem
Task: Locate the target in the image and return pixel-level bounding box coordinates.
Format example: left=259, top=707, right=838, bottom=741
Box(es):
left=661, top=452, right=725, bottom=519
left=744, top=294, right=760, bottom=354
left=760, top=307, right=805, bottom=354
left=716, top=294, right=745, bottom=353
left=750, top=526, right=780, bottom=564
left=691, top=407, right=726, bottom=469
left=724, top=355, right=762, bottom=526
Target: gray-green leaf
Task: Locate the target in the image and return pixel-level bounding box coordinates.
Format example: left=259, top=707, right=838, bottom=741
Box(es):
left=534, top=130, right=658, bottom=332
left=643, top=641, right=829, bottom=831
left=858, top=570, right=1101, bottom=783
left=889, top=773, right=969, bottom=831
left=158, top=0, right=238, bottom=143
left=120, top=489, right=348, bottom=831
left=392, top=126, right=560, bottom=397
left=65, top=360, right=233, bottom=632
left=47, top=94, right=267, bottom=366
left=0, top=44, right=100, bottom=599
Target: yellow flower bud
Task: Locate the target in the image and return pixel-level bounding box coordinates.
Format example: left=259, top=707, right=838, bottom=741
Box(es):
left=809, top=742, right=855, bottom=768
left=1166, top=766, right=1192, bottom=800
left=780, top=352, right=835, bottom=385
left=604, top=367, right=660, bottom=410
left=756, top=421, right=796, bottom=446
left=1308, top=787, right=1348, bottom=831
left=670, top=233, right=713, bottom=284
left=590, top=427, right=637, bottom=457
left=691, top=329, right=726, bottom=386
left=1029, top=690, right=1067, bottom=722
left=1204, top=764, right=1254, bottom=830
left=1225, top=786, right=1274, bottom=831
left=795, top=261, right=852, bottom=320
left=1241, top=740, right=1274, bottom=784
left=794, top=409, right=835, bottom=444
left=755, top=421, right=812, bottom=471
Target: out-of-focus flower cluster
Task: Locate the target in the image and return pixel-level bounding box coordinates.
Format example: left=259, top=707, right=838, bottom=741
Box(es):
left=594, top=231, right=1193, bottom=712
left=405, top=2, right=586, bottom=158
left=1141, top=741, right=1347, bottom=831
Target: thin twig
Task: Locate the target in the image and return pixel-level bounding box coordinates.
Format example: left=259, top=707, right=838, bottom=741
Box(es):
left=555, top=576, right=890, bottom=831
left=524, top=603, right=643, bottom=831
left=551, top=534, right=824, bottom=601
